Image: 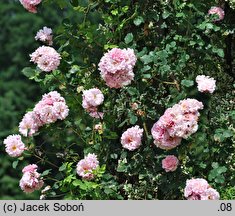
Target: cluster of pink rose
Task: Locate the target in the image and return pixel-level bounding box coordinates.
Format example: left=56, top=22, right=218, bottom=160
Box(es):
left=82, top=88, right=104, bottom=119
left=3, top=135, right=26, bottom=157
left=35, top=26, right=53, bottom=46
left=19, top=91, right=69, bottom=137
left=30, top=46, right=61, bottom=72
left=196, top=75, right=216, bottom=94
left=184, top=178, right=220, bottom=200
left=98, top=48, right=137, bottom=88
left=31, top=26, right=60, bottom=72
left=20, top=164, right=44, bottom=193
left=76, top=153, right=99, bottom=180
left=151, top=98, right=204, bottom=150
left=19, top=0, right=42, bottom=13
left=121, top=125, right=144, bottom=151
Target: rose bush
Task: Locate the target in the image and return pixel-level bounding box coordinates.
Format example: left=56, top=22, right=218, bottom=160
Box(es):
left=1, top=0, right=235, bottom=199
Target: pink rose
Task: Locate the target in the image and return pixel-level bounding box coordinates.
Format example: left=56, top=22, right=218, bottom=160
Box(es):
left=98, top=48, right=137, bottom=88
left=162, top=155, right=179, bottom=172
left=19, top=0, right=42, bottom=13
left=184, top=178, right=220, bottom=200
left=121, top=125, right=144, bottom=151
left=76, top=153, right=99, bottom=180
left=196, top=75, right=216, bottom=94
left=208, top=6, right=225, bottom=21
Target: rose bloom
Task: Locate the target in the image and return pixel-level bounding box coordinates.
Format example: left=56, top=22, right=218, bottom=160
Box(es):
left=34, top=91, right=69, bottom=124
left=30, top=46, right=61, bottom=72
left=162, top=155, right=179, bottom=172
left=3, top=134, right=26, bottom=157
left=184, top=178, right=220, bottom=200
left=19, top=91, right=69, bottom=137
left=151, top=98, right=203, bottom=150
left=98, top=48, right=137, bottom=88
left=35, top=26, right=53, bottom=45
left=19, top=0, right=42, bottom=13
left=19, top=111, right=41, bottom=137
left=100, top=69, right=135, bottom=88
left=82, top=88, right=104, bottom=107
left=22, top=164, right=38, bottom=173
left=151, top=121, right=182, bottom=150
left=19, top=164, right=44, bottom=193
left=121, top=125, right=144, bottom=151
left=196, top=75, right=216, bottom=94
left=201, top=188, right=220, bottom=200
left=82, top=88, right=104, bottom=118
left=208, top=6, right=225, bottom=21
left=76, top=153, right=99, bottom=180
left=178, top=98, right=204, bottom=114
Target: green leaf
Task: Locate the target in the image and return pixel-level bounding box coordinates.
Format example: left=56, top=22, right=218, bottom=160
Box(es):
left=78, top=181, right=87, bottom=190
left=212, top=162, right=219, bottom=169
left=223, top=130, right=233, bottom=138
left=117, top=161, right=128, bottom=173
left=206, top=23, right=214, bottom=29
left=212, top=48, right=224, bottom=58
left=176, top=12, right=185, bottom=18
left=41, top=169, right=52, bottom=177
left=111, top=9, right=118, bottom=16
left=104, top=188, right=113, bottom=195
left=22, top=67, right=36, bottom=78
left=127, top=87, right=138, bottom=96
left=217, top=166, right=227, bottom=174
left=140, top=54, right=153, bottom=64
left=73, top=179, right=82, bottom=187
left=134, top=16, right=144, bottom=26
left=162, top=11, right=171, bottom=19
left=141, top=65, right=151, bottom=72
left=12, top=161, right=18, bottom=169
left=124, top=33, right=134, bottom=44
left=104, top=44, right=118, bottom=50
left=199, top=162, right=207, bottom=169
left=217, top=49, right=224, bottom=58
left=130, top=114, right=138, bottom=124
left=59, top=163, right=67, bottom=172
left=181, top=79, right=194, bottom=87
left=142, top=74, right=152, bottom=79
left=214, top=129, right=233, bottom=142
left=110, top=154, right=118, bottom=159
left=215, top=175, right=225, bottom=184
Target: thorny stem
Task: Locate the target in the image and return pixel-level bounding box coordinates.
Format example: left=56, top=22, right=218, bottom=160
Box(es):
left=163, top=80, right=180, bottom=91
left=143, top=122, right=149, bottom=138
left=33, top=153, right=59, bottom=169
left=71, top=128, right=86, bottom=143
left=83, top=2, right=98, bottom=24
left=45, top=177, right=59, bottom=182
left=116, top=4, right=138, bottom=32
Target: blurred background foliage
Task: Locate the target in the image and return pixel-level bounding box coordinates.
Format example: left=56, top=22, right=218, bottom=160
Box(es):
left=0, top=0, right=64, bottom=199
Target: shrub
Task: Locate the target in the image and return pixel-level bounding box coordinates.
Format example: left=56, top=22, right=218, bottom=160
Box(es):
left=2, top=0, right=235, bottom=200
